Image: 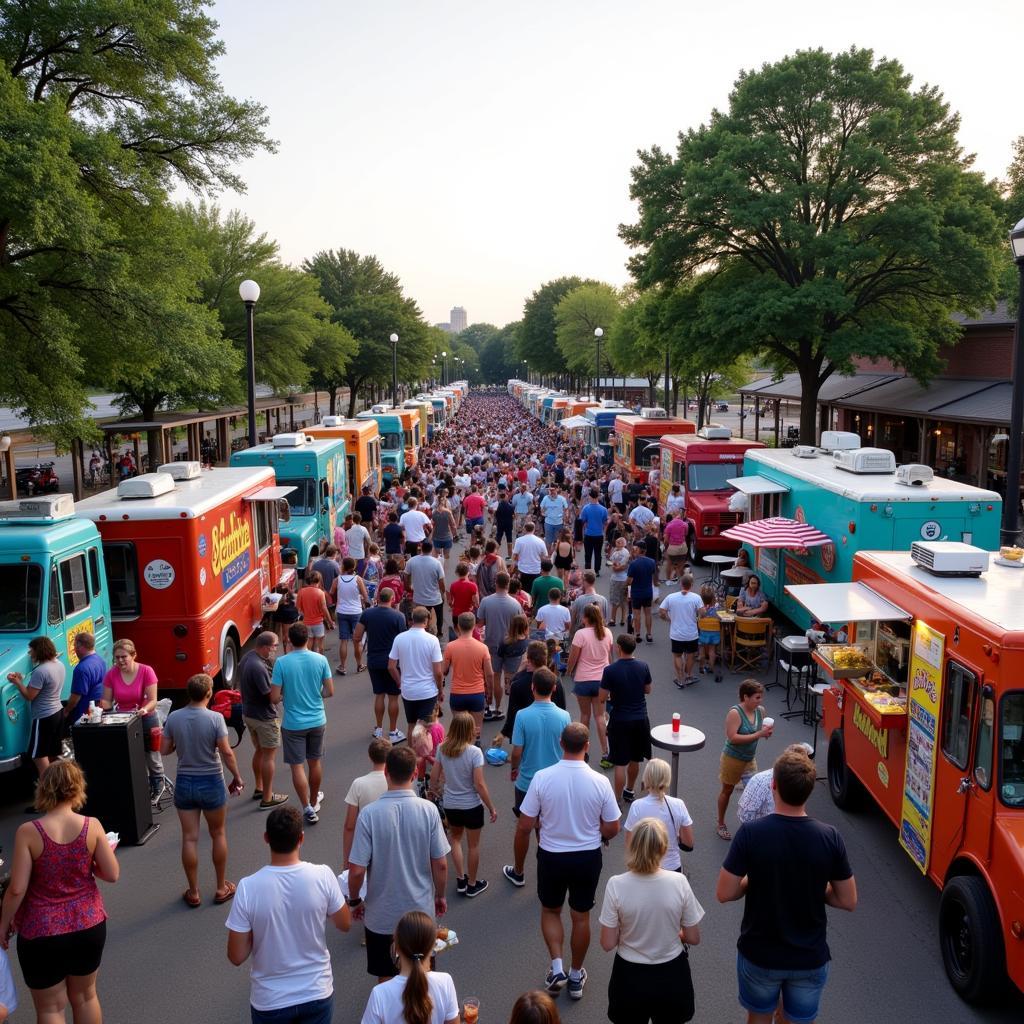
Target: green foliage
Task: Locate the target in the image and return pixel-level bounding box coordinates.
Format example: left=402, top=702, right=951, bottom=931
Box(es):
left=519, top=277, right=600, bottom=375
left=454, top=322, right=499, bottom=355
left=605, top=289, right=663, bottom=382
left=479, top=322, right=522, bottom=383
left=554, top=283, right=621, bottom=376
left=622, top=47, right=1004, bottom=439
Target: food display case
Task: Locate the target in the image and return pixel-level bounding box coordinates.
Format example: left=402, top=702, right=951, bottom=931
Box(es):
left=813, top=636, right=909, bottom=720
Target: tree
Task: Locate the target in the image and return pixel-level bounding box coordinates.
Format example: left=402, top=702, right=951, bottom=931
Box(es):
left=0, top=0, right=274, bottom=442
left=605, top=291, right=665, bottom=404
left=518, top=277, right=600, bottom=378
left=479, top=322, right=522, bottom=383
left=455, top=322, right=500, bottom=355
left=554, top=283, right=621, bottom=379
left=622, top=48, right=1003, bottom=442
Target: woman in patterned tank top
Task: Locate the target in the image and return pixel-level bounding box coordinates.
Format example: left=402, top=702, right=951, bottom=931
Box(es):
left=0, top=760, right=119, bottom=1019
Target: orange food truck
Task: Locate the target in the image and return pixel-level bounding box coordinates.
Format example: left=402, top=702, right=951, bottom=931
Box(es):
left=76, top=462, right=294, bottom=691
left=656, top=428, right=764, bottom=557
left=393, top=407, right=422, bottom=470
left=613, top=409, right=695, bottom=484
left=305, top=417, right=382, bottom=502
left=786, top=542, right=1024, bottom=1003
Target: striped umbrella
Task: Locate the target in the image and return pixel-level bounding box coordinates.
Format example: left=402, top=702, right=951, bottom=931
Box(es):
left=720, top=517, right=831, bottom=549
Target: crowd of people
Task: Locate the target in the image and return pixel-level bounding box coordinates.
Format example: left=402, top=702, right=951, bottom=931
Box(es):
left=0, top=390, right=857, bottom=1024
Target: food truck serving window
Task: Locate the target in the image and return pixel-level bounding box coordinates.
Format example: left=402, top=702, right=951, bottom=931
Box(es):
left=940, top=661, right=977, bottom=771
left=999, top=692, right=1024, bottom=807
left=103, top=542, right=140, bottom=617
left=0, top=563, right=42, bottom=631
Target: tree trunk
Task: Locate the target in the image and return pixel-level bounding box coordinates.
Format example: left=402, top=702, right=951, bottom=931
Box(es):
left=328, top=388, right=337, bottom=416
left=797, top=363, right=822, bottom=445
left=141, top=399, right=162, bottom=473
left=346, top=382, right=359, bottom=418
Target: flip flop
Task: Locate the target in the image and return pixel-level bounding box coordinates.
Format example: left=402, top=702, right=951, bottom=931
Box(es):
left=716, top=824, right=732, bottom=841
left=182, top=889, right=201, bottom=908
left=214, top=881, right=237, bottom=904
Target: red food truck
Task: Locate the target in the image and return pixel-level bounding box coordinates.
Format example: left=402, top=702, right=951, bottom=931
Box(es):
left=612, top=409, right=695, bottom=485
left=656, top=428, right=764, bottom=557
left=786, top=543, right=1024, bottom=1003
left=76, top=462, right=295, bottom=691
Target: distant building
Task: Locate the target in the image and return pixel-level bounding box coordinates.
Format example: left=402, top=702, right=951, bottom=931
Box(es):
left=450, top=306, right=467, bottom=333
left=435, top=322, right=451, bottom=333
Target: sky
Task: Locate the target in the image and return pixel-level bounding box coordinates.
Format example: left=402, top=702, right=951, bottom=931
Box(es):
left=210, top=0, right=1022, bottom=329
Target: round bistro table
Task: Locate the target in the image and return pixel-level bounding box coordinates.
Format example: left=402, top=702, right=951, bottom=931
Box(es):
left=650, top=723, right=707, bottom=797
left=702, top=554, right=736, bottom=586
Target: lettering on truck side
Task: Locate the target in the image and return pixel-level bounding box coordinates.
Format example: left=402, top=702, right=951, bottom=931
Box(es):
left=852, top=701, right=889, bottom=759
left=212, top=512, right=252, bottom=587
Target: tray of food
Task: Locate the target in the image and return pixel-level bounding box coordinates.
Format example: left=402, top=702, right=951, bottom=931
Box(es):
left=860, top=669, right=901, bottom=697
left=816, top=644, right=873, bottom=678
left=996, top=545, right=1024, bottom=568
left=434, top=926, right=459, bottom=954
left=860, top=691, right=908, bottom=715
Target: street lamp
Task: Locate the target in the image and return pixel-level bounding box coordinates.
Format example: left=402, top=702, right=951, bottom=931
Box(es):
left=389, top=333, right=399, bottom=407
left=238, top=279, right=260, bottom=447
left=1000, top=217, right=1024, bottom=545
left=441, top=350, right=448, bottom=386
left=594, top=327, right=603, bottom=402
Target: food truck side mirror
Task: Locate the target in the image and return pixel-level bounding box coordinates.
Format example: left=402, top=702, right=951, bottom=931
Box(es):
left=277, top=498, right=291, bottom=523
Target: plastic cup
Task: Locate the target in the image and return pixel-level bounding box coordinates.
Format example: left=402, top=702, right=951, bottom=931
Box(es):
left=463, top=997, right=480, bottom=1024
left=763, top=717, right=775, bottom=729
left=672, top=713, right=681, bottom=734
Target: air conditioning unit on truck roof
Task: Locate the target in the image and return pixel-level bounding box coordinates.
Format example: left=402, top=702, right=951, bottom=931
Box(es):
left=833, top=447, right=897, bottom=474
left=640, top=407, right=668, bottom=419
left=698, top=426, right=732, bottom=440
left=0, top=494, right=75, bottom=521
left=819, top=431, right=861, bottom=452
left=320, top=416, right=343, bottom=428
left=157, top=461, right=201, bottom=481
left=600, top=399, right=622, bottom=409
left=911, top=541, right=988, bottom=578
left=118, top=472, right=175, bottom=499
left=272, top=433, right=309, bottom=448
left=896, top=464, right=934, bottom=486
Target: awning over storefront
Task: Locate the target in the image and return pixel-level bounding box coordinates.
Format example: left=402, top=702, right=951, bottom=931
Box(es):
left=784, top=582, right=912, bottom=623
left=726, top=475, right=790, bottom=495
left=737, top=372, right=899, bottom=402
left=834, top=377, right=1004, bottom=421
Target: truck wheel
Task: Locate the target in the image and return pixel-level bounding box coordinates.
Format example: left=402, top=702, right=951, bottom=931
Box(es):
left=218, top=634, right=239, bottom=690
left=939, top=875, right=1005, bottom=1004
left=827, top=730, right=864, bottom=810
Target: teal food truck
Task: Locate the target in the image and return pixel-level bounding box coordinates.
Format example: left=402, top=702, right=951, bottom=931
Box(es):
left=730, top=438, right=1002, bottom=629
left=0, top=495, right=114, bottom=774
left=231, top=433, right=348, bottom=564
left=357, top=410, right=405, bottom=483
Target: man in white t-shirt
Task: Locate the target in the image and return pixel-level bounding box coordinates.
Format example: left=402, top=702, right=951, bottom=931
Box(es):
left=535, top=589, right=571, bottom=638
left=607, top=474, right=625, bottom=510
left=399, top=497, right=432, bottom=557
left=517, top=722, right=620, bottom=1000
left=628, top=497, right=655, bottom=538
left=388, top=606, right=444, bottom=726
left=345, top=513, right=371, bottom=572
left=527, top=463, right=542, bottom=490
left=342, top=736, right=390, bottom=868
left=658, top=573, right=704, bottom=687
left=227, top=806, right=349, bottom=1021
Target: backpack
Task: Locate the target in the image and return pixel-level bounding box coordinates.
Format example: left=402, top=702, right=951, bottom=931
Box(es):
left=477, top=558, right=499, bottom=597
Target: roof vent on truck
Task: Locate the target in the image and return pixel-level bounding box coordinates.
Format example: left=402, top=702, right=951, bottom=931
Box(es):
left=697, top=426, right=732, bottom=440
left=0, top=493, right=76, bottom=522
left=271, top=433, right=310, bottom=448
left=640, top=407, right=668, bottom=419
left=895, top=464, right=934, bottom=486
left=156, top=461, right=202, bottom=481
left=911, top=541, right=988, bottom=577
left=792, top=445, right=818, bottom=459
left=833, top=447, right=897, bottom=474
left=320, top=416, right=344, bottom=428
left=117, top=472, right=176, bottom=499
left=818, top=431, right=861, bottom=453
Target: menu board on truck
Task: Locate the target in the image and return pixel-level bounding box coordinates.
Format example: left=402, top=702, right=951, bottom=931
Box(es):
left=898, top=621, right=945, bottom=873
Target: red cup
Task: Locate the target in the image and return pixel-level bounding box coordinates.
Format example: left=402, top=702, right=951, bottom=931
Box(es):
left=672, top=713, right=681, bottom=734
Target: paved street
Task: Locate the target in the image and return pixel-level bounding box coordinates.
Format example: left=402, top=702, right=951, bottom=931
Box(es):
left=1, top=553, right=1021, bottom=1024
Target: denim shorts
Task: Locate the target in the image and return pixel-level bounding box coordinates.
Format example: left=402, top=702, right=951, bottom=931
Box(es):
left=434, top=537, right=453, bottom=550
left=251, top=994, right=333, bottom=1024
left=306, top=622, right=326, bottom=639
left=449, top=692, right=486, bottom=713
left=736, top=952, right=829, bottom=1024
left=336, top=613, right=360, bottom=640
left=174, top=772, right=227, bottom=811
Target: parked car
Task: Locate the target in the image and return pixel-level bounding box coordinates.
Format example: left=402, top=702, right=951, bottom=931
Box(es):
left=15, top=462, right=59, bottom=496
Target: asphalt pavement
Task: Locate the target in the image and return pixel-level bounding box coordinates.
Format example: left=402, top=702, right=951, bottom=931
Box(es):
left=1, top=545, right=1022, bottom=1024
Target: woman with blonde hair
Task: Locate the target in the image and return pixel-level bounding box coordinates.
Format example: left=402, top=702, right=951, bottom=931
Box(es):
left=599, top=818, right=703, bottom=1024
left=0, top=761, right=119, bottom=1024
left=623, top=759, right=695, bottom=872
left=359, top=910, right=460, bottom=1024
left=429, top=712, right=497, bottom=898
left=566, top=602, right=613, bottom=767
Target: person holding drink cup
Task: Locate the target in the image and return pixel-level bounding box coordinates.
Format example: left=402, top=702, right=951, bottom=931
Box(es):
left=716, top=680, right=771, bottom=841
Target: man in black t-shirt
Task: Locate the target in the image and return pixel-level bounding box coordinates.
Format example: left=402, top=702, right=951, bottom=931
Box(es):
left=496, top=641, right=567, bottom=743
left=494, top=487, right=516, bottom=559
left=352, top=588, right=407, bottom=744
left=354, top=486, right=378, bottom=530
left=716, top=747, right=857, bottom=1024
left=598, top=634, right=652, bottom=802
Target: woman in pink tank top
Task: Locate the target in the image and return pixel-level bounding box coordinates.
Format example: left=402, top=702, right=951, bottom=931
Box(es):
left=0, top=761, right=119, bottom=1019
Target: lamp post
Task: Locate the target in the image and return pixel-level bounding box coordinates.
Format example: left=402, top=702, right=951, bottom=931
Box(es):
left=389, top=333, right=399, bottom=407
left=441, top=350, right=448, bottom=386
left=594, top=327, right=603, bottom=402
left=238, top=279, right=260, bottom=447
left=1000, top=217, right=1024, bottom=546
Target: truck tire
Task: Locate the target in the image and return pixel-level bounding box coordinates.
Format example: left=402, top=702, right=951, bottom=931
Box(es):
left=218, top=634, right=239, bottom=691
left=939, top=875, right=1005, bottom=1004
left=827, top=730, right=864, bottom=810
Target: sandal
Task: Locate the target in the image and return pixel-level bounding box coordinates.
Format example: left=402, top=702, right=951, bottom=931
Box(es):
left=716, top=824, right=732, bottom=841
left=645, top=635, right=654, bottom=643
left=214, top=881, right=237, bottom=904
left=182, top=889, right=201, bottom=908
left=355, top=663, right=365, bottom=673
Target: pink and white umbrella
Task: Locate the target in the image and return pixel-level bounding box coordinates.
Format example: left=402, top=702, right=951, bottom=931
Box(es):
left=721, top=517, right=831, bottom=549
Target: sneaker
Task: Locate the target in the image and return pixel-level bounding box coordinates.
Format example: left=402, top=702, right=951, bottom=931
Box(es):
left=482, top=708, right=496, bottom=721
left=622, top=788, right=635, bottom=803
left=258, top=793, right=289, bottom=808
left=313, top=791, right=324, bottom=813
left=545, top=970, right=569, bottom=993
left=150, top=778, right=167, bottom=807
left=456, top=875, right=468, bottom=895
left=502, top=865, right=526, bottom=887
left=465, top=879, right=489, bottom=898
left=567, top=968, right=588, bottom=1000
left=304, top=806, right=319, bottom=824
left=372, top=726, right=384, bottom=739
left=489, top=708, right=505, bottom=721
left=599, top=756, right=613, bottom=770
left=389, top=729, right=406, bottom=742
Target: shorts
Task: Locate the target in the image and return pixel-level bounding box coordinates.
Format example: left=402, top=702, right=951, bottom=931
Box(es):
left=666, top=543, right=689, bottom=564
left=554, top=554, right=573, bottom=571
left=306, top=623, right=326, bottom=639
left=244, top=716, right=281, bottom=750
left=282, top=725, right=326, bottom=764
left=466, top=516, right=484, bottom=534
left=536, top=846, right=602, bottom=912
left=449, top=692, right=486, bottom=713
left=736, top=952, right=830, bottom=1024
left=403, top=695, right=439, bottom=725
left=631, top=595, right=652, bottom=609
left=609, top=580, right=627, bottom=606
left=512, top=786, right=528, bottom=817
left=251, top=994, right=333, bottom=1024
left=543, top=523, right=561, bottom=545
left=445, top=804, right=485, bottom=829
left=29, top=708, right=64, bottom=761
left=17, top=920, right=107, bottom=989
left=174, top=772, right=228, bottom=811
left=609, top=949, right=694, bottom=1024
left=495, top=524, right=513, bottom=544
left=671, top=638, right=699, bottom=655
left=336, top=613, right=360, bottom=640
left=720, top=752, right=756, bottom=786
left=698, top=630, right=721, bottom=646
left=608, top=717, right=652, bottom=766
left=572, top=679, right=601, bottom=698
left=434, top=538, right=453, bottom=550
left=369, top=667, right=400, bottom=696
left=365, top=927, right=397, bottom=978
left=404, top=542, right=421, bottom=557
left=490, top=652, right=522, bottom=677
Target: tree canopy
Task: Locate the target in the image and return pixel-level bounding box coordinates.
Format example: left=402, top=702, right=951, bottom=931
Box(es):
left=554, top=283, right=620, bottom=378
left=622, top=47, right=1004, bottom=441
left=518, top=277, right=599, bottom=376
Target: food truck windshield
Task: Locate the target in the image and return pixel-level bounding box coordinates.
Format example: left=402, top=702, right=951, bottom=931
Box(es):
left=688, top=462, right=743, bottom=491
left=277, top=478, right=317, bottom=517
left=380, top=430, right=403, bottom=452
left=0, top=562, right=43, bottom=631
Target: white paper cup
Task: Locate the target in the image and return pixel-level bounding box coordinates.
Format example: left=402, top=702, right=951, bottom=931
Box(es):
left=762, top=717, right=775, bottom=729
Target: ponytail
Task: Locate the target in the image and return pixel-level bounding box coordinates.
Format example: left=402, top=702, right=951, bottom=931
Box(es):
left=395, top=911, right=436, bottom=1024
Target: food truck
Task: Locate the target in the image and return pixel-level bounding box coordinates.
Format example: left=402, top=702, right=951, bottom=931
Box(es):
left=403, top=399, right=435, bottom=441
left=732, top=438, right=1001, bottom=629
left=356, top=411, right=406, bottom=482
left=76, top=463, right=294, bottom=690
left=394, top=407, right=422, bottom=469
left=419, top=395, right=448, bottom=434
left=786, top=543, right=1024, bottom=1003
left=613, top=409, right=696, bottom=484
left=0, top=495, right=114, bottom=773
left=657, top=428, right=765, bottom=557
left=305, top=417, right=382, bottom=501
left=584, top=403, right=631, bottom=463
left=230, top=434, right=349, bottom=563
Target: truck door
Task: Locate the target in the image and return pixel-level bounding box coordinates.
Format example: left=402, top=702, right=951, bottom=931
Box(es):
left=50, top=550, right=100, bottom=671
left=962, top=685, right=995, bottom=863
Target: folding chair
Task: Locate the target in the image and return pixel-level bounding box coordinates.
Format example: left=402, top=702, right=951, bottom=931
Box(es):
left=732, top=617, right=770, bottom=673
left=696, top=616, right=722, bottom=676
